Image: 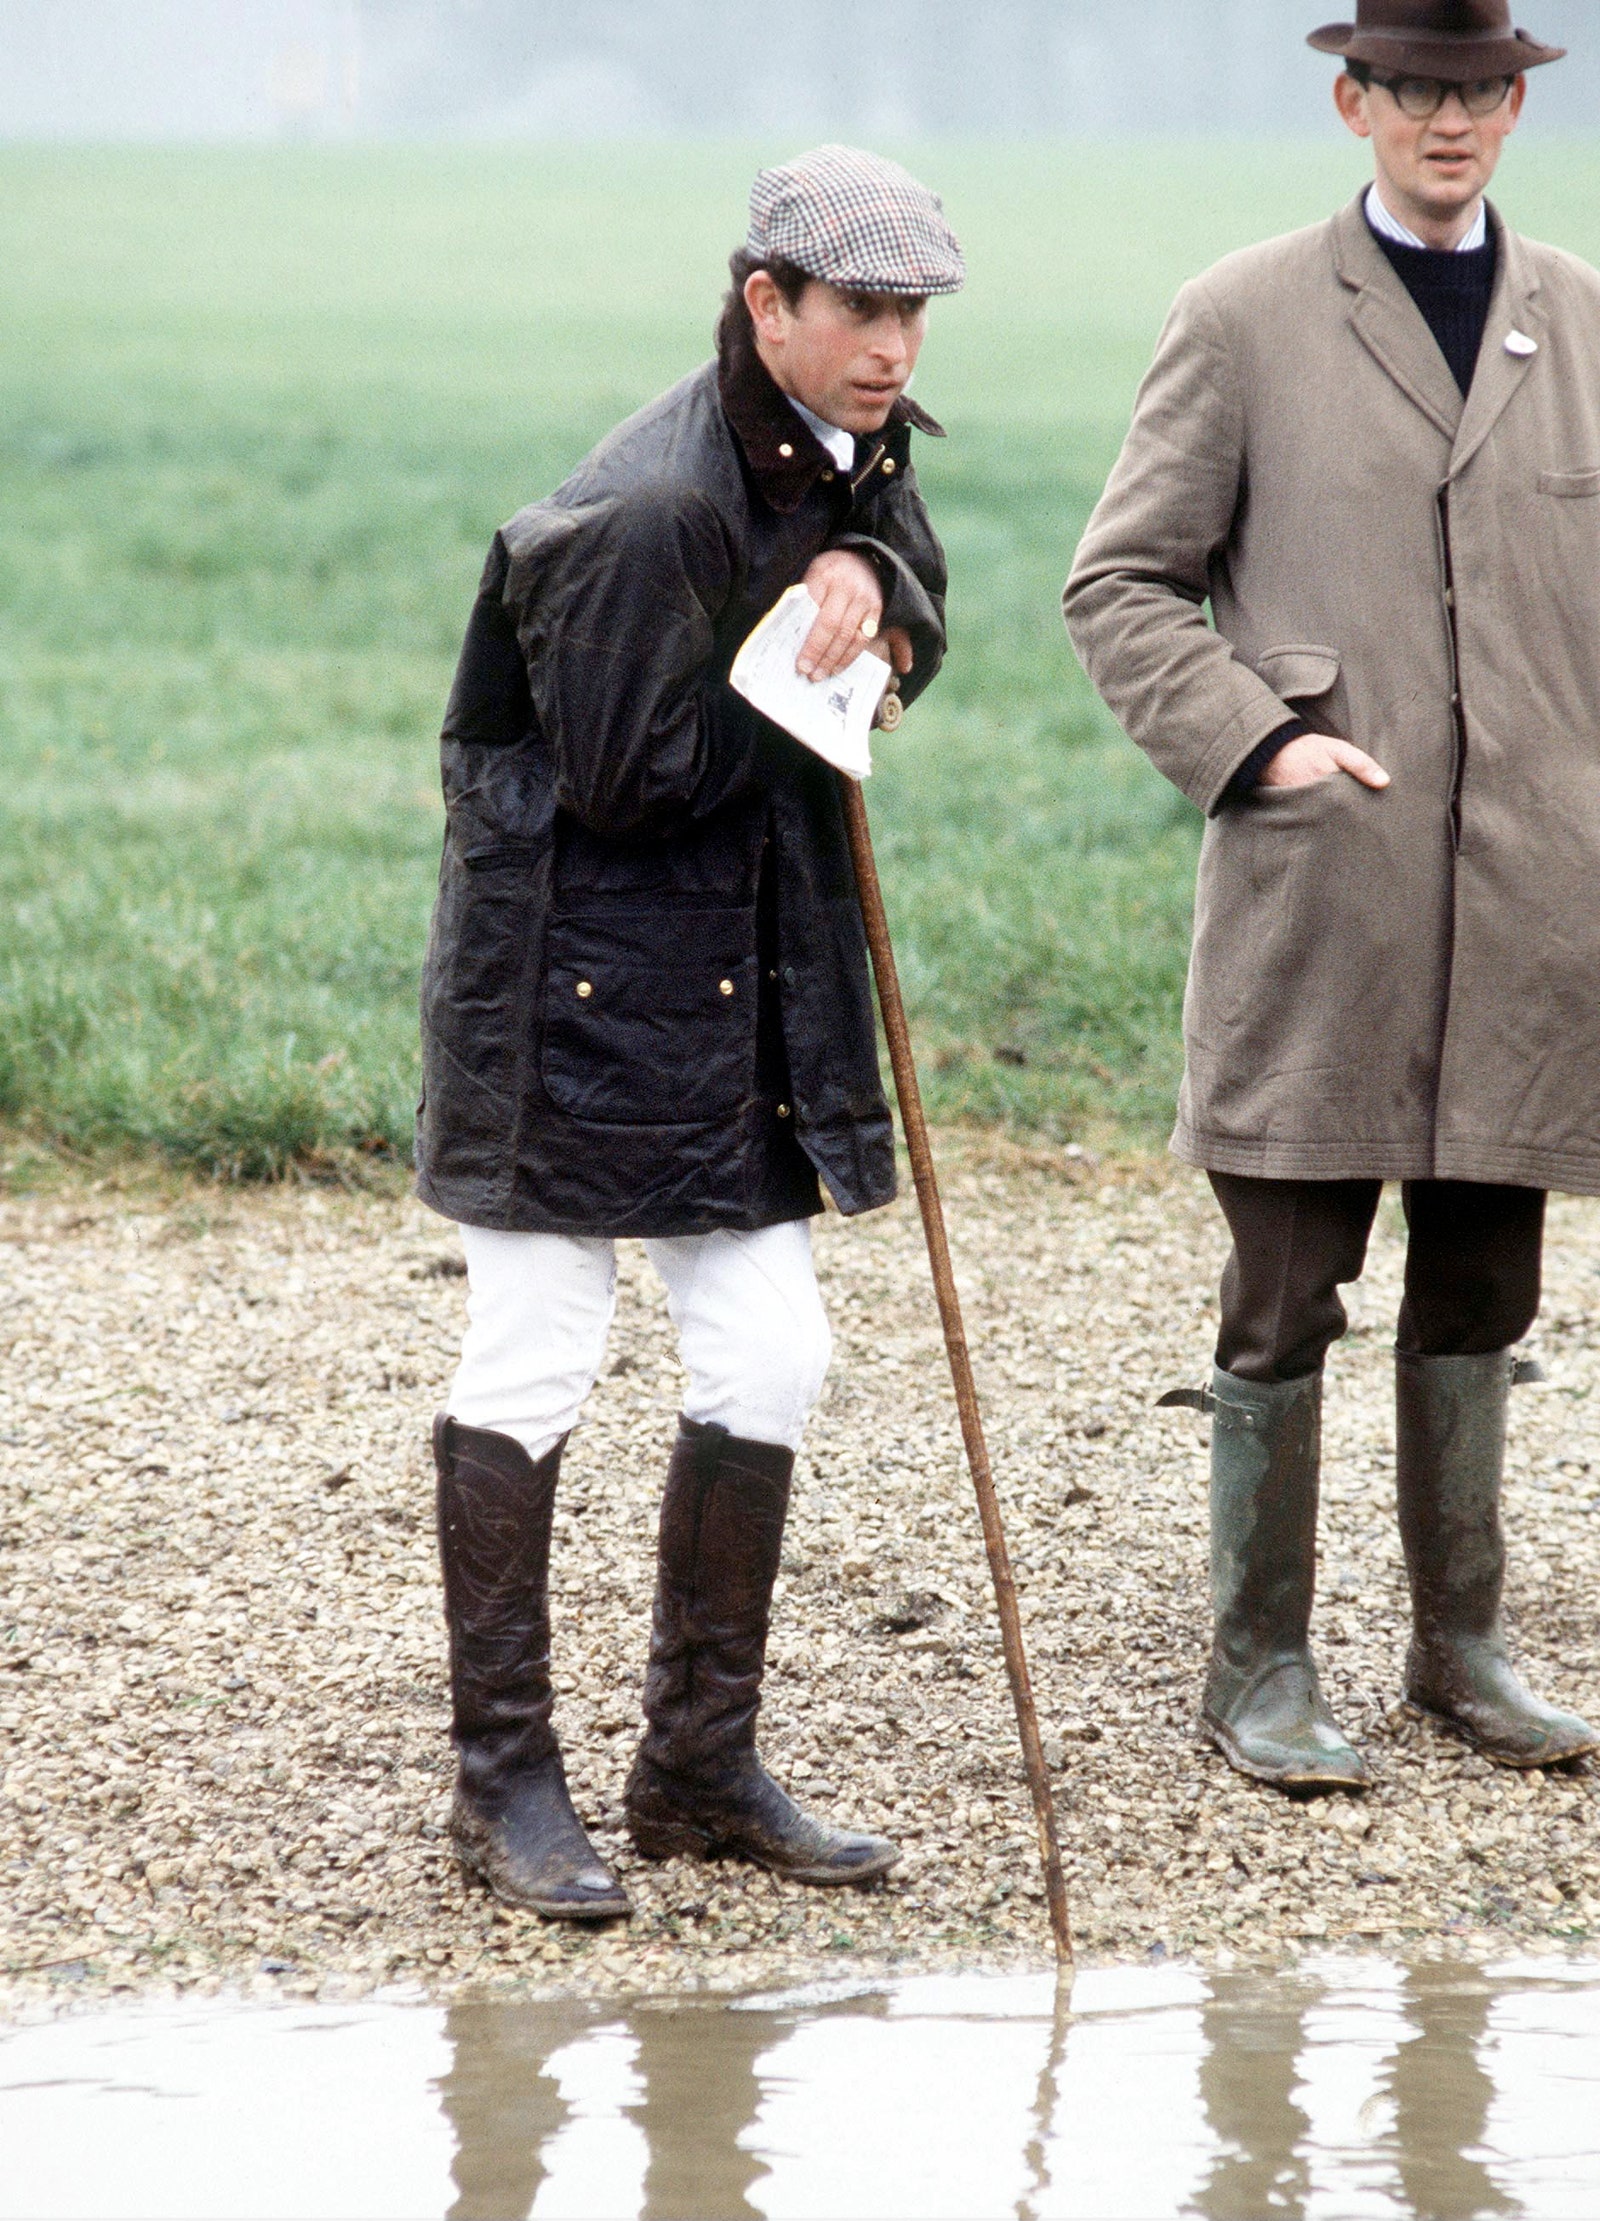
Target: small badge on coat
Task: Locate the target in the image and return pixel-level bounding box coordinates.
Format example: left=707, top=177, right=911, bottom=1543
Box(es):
left=1505, top=330, right=1539, bottom=357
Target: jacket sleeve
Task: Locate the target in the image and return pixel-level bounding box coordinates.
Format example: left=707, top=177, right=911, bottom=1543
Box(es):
left=503, top=486, right=774, bottom=841
left=832, top=462, right=948, bottom=708
left=1062, top=277, right=1304, bottom=817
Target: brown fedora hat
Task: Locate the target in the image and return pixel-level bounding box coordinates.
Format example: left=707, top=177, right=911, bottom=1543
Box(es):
left=1308, top=0, right=1565, bottom=77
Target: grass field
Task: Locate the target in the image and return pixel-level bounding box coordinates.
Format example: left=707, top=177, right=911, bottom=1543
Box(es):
left=4, top=139, right=1600, bottom=1175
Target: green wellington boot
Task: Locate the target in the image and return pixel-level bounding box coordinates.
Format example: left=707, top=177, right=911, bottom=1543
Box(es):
left=1396, top=1352, right=1599, bottom=1769
left=1202, top=1369, right=1370, bottom=1792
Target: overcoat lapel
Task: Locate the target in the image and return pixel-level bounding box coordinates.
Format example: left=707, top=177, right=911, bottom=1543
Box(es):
left=1449, top=217, right=1544, bottom=480
left=1333, top=197, right=1463, bottom=442
left=1331, top=196, right=1546, bottom=471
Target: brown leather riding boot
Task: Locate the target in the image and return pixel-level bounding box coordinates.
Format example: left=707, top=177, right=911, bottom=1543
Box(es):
left=625, top=1417, right=898, bottom=1885
left=1397, top=1353, right=1599, bottom=1768
left=434, top=1415, right=629, bottom=1920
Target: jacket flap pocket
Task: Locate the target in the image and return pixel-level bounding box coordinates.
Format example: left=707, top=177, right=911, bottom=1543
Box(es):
left=1538, top=467, right=1600, bottom=499
left=542, top=907, right=757, bottom=1128
left=462, top=841, right=537, bottom=871
left=1255, top=645, right=1341, bottom=701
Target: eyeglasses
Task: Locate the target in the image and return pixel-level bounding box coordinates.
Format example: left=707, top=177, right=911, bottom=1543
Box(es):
left=1367, top=71, right=1517, bottom=119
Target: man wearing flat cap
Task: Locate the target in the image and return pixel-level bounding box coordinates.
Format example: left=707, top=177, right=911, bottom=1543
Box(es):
left=417, top=148, right=963, bottom=1918
left=1066, top=3, right=1600, bottom=1794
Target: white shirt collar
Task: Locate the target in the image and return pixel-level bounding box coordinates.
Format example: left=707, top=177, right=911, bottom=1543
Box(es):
left=787, top=396, right=855, bottom=473
left=1366, top=182, right=1488, bottom=255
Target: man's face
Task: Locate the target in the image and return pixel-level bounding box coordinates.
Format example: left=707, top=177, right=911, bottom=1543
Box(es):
left=745, top=273, right=928, bottom=436
left=1336, top=69, right=1526, bottom=229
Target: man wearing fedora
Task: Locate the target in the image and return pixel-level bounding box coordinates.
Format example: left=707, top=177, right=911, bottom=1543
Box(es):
left=1066, top=2, right=1600, bottom=1793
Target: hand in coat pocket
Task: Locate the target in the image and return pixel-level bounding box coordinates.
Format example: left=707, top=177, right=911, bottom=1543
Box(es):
left=1258, top=733, right=1390, bottom=791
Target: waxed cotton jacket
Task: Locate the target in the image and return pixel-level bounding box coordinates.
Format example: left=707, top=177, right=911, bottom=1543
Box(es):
left=1066, top=198, right=1600, bottom=1195
left=415, top=319, right=949, bottom=1235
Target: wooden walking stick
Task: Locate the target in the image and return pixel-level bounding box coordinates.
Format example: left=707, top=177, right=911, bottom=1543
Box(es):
left=838, top=766, right=1074, bottom=1966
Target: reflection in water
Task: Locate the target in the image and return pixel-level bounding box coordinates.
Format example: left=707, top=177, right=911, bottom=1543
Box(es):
left=1019, top=1973, right=1074, bottom=2221
left=437, top=1996, right=781, bottom=2221
left=628, top=2005, right=769, bottom=2221
left=1190, top=1960, right=1528, bottom=2221
left=423, top=1957, right=1581, bottom=2220
left=438, top=1999, right=575, bottom=2221
left=1194, top=1972, right=1315, bottom=2221
left=425, top=1960, right=1578, bottom=2221
left=6, top=1956, right=1600, bottom=2219
left=1388, top=1963, right=1517, bottom=2221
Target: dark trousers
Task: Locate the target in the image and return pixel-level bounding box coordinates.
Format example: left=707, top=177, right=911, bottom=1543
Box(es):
left=1209, top=1175, right=1547, bottom=1384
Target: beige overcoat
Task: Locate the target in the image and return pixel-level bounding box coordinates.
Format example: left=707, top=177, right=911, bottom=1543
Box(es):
left=1064, top=195, right=1600, bottom=1195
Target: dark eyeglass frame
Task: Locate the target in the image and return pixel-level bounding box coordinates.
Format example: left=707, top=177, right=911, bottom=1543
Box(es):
left=1365, top=70, right=1518, bottom=119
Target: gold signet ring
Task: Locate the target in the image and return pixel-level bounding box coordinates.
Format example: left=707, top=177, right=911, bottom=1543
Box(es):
left=859, top=617, right=879, bottom=641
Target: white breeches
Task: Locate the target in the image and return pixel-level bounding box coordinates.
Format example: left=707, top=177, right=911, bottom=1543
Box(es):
left=446, top=1220, right=833, bottom=1461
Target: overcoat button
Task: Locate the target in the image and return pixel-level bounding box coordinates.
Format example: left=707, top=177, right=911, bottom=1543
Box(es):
left=783, top=965, right=797, bottom=985
left=778, top=443, right=794, bottom=459
left=576, top=981, right=593, bottom=999
left=776, top=1104, right=791, bottom=1119
left=821, top=468, right=835, bottom=481
left=719, top=979, right=735, bottom=997
left=882, top=458, right=897, bottom=474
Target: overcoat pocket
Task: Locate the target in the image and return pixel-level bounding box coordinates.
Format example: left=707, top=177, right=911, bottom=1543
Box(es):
left=1253, top=644, right=1341, bottom=702
left=542, top=907, right=757, bottom=1126
left=1537, top=468, right=1600, bottom=498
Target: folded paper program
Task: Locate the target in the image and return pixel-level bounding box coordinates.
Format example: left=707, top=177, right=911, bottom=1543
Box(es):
left=730, top=585, right=891, bottom=781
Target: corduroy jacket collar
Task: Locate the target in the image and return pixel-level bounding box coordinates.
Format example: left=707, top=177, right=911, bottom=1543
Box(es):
left=717, top=312, right=945, bottom=516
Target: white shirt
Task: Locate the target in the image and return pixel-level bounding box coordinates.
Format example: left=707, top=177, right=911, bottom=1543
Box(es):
left=787, top=396, right=855, bottom=473
left=1366, top=182, right=1488, bottom=254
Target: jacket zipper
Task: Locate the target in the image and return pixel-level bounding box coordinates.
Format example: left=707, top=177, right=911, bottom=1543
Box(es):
left=850, top=439, right=887, bottom=498
left=1436, top=484, right=1467, bottom=855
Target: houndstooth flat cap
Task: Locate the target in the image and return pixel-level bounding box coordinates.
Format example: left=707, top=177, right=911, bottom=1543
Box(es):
left=747, top=145, right=965, bottom=298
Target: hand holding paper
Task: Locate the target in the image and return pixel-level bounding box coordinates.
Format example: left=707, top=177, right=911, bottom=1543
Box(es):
left=729, top=586, right=893, bottom=781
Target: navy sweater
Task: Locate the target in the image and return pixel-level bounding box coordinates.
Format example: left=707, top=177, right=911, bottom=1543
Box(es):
left=1374, top=226, right=1498, bottom=395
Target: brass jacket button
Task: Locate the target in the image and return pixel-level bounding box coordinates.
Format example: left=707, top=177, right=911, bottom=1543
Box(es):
left=576, top=981, right=593, bottom=999
left=882, top=457, right=897, bottom=475
left=778, top=442, right=794, bottom=459
left=776, top=1104, right=791, bottom=1119
left=719, top=979, right=735, bottom=997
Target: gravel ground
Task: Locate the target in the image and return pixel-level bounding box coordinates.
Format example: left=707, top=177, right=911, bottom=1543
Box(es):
left=2, top=1141, right=1598, bottom=2018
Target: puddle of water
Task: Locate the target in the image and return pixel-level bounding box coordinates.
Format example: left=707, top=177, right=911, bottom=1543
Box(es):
left=2, top=1956, right=1598, bottom=2220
